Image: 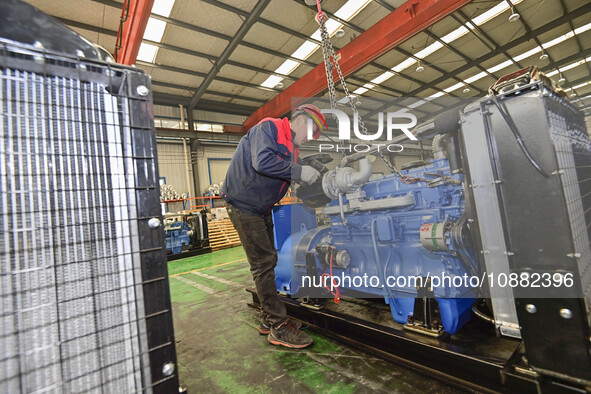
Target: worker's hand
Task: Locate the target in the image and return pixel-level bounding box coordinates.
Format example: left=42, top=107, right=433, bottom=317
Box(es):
left=300, top=165, right=321, bottom=185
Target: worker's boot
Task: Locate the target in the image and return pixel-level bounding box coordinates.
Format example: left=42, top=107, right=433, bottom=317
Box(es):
left=258, top=317, right=302, bottom=335
left=268, top=319, right=313, bottom=348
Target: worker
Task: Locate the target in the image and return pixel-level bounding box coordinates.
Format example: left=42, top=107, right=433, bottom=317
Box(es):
left=221, top=104, right=326, bottom=349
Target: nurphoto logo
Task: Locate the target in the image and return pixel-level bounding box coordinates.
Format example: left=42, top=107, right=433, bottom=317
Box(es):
left=307, top=109, right=418, bottom=153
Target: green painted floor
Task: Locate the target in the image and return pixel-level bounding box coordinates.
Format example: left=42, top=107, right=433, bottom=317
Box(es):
left=168, top=247, right=460, bottom=393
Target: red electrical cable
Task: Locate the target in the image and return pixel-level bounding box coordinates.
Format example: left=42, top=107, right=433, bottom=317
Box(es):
left=399, top=175, right=430, bottom=184
left=315, top=0, right=327, bottom=24
left=321, top=252, right=341, bottom=304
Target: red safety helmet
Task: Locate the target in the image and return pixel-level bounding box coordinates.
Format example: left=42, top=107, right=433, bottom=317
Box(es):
left=292, top=104, right=327, bottom=139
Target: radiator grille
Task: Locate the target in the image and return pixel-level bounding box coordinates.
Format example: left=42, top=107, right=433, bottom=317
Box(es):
left=1, top=45, right=176, bottom=393
left=549, top=100, right=591, bottom=322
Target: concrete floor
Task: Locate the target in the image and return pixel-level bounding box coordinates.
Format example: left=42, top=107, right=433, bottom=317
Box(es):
left=167, top=247, right=462, bottom=393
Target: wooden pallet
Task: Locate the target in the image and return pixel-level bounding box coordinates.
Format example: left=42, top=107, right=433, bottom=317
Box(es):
left=208, top=219, right=242, bottom=251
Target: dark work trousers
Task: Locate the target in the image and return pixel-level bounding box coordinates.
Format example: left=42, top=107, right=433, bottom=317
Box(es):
left=226, top=203, right=287, bottom=326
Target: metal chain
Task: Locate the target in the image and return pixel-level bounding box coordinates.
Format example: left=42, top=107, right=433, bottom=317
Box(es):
left=316, top=12, right=396, bottom=173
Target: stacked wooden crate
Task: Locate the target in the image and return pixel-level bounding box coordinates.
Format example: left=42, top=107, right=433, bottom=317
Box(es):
left=208, top=219, right=241, bottom=251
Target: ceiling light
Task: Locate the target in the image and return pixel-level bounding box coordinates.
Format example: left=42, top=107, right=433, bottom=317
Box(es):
left=365, top=0, right=526, bottom=93
left=539, top=52, right=549, bottom=60
left=335, top=0, right=371, bottom=20
left=514, top=46, right=543, bottom=62
left=371, top=71, right=395, bottom=85
left=508, top=4, right=520, bottom=22
left=292, top=41, right=319, bottom=60
left=547, top=70, right=559, bottom=77
left=570, top=92, right=577, bottom=97
left=560, top=59, right=587, bottom=73
left=136, top=43, right=159, bottom=63
left=572, top=81, right=591, bottom=90
left=260, top=0, right=370, bottom=89
left=464, top=72, right=487, bottom=84
left=392, top=58, right=417, bottom=73
left=508, top=11, right=520, bottom=22
left=463, top=87, right=471, bottom=94
left=487, top=60, right=513, bottom=74
left=415, top=42, right=444, bottom=59
left=441, top=29, right=590, bottom=95
left=408, top=100, right=427, bottom=109
left=543, top=31, right=574, bottom=48
left=472, top=0, right=524, bottom=25
left=143, top=18, right=167, bottom=42
left=335, top=29, right=346, bottom=38
left=346, top=95, right=361, bottom=106
left=415, top=61, right=424, bottom=73
left=428, top=92, right=446, bottom=99
left=574, top=22, right=591, bottom=35
left=261, top=75, right=284, bottom=88
left=151, top=0, right=176, bottom=17
left=275, top=82, right=284, bottom=89
left=324, top=19, right=342, bottom=36
left=441, top=26, right=469, bottom=44
left=275, top=59, right=299, bottom=75
left=444, top=82, right=465, bottom=93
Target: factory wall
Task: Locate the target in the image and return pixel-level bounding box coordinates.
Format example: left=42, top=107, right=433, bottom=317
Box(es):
left=156, top=140, right=195, bottom=197
left=192, top=144, right=237, bottom=196
left=156, top=140, right=428, bottom=203
left=152, top=105, right=430, bottom=198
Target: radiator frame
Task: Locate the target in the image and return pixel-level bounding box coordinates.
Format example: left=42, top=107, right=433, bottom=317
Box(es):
left=0, top=38, right=180, bottom=393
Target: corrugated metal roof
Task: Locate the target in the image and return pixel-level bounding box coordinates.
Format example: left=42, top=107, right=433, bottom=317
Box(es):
left=19, top=0, right=591, bottom=121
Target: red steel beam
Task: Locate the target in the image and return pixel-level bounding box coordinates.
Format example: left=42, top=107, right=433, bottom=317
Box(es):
left=243, top=0, right=473, bottom=130
left=117, top=0, right=155, bottom=65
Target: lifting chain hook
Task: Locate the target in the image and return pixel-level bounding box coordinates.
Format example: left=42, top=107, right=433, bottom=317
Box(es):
left=315, top=8, right=397, bottom=174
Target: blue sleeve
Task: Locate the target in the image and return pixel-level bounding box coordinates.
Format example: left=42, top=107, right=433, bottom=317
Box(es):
left=250, top=121, right=302, bottom=181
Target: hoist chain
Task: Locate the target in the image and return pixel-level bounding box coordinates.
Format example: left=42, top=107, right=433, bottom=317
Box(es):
left=316, top=11, right=396, bottom=173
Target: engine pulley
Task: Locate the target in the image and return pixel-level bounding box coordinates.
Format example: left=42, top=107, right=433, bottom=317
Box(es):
left=420, top=222, right=452, bottom=252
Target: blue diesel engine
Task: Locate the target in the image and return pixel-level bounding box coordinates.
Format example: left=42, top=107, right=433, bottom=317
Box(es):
left=274, top=140, right=477, bottom=335
left=165, top=221, right=193, bottom=255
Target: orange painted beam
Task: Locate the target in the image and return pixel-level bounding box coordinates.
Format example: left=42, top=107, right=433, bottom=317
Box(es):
left=243, top=0, right=473, bottom=130
left=116, top=0, right=155, bottom=65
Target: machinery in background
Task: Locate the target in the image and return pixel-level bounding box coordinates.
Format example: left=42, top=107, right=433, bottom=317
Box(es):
left=164, top=211, right=211, bottom=259
left=272, top=67, right=591, bottom=389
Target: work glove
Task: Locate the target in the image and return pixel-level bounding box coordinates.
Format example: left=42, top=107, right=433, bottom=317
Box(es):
left=299, top=165, right=321, bottom=185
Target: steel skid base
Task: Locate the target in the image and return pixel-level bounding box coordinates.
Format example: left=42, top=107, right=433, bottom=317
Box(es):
left=247, top=289, right=590, bottom=393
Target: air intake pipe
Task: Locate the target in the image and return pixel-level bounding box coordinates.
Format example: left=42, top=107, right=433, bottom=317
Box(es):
left=322, top=157, right=373, bottom=199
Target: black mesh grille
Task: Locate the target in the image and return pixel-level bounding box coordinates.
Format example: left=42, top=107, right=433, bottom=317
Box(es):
left=0, top=41, right=177, bottom=393
left=548, top=98, right=591, bottom=319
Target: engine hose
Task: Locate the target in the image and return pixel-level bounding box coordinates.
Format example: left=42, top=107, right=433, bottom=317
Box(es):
left=338, top=193, right=349, bottom=226
left=490, top=95, right=550, bottom=178
left=370, top=219, right=394, bottom=300
left=451, top=213, right=480, bottom=278
left=472, top=301, right=495, bottom=325
left=451, top=217, right=484, bottom=298
left=321, top=252, right=341, bottom=303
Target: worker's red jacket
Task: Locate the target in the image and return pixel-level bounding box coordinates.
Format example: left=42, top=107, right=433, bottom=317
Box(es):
left=221, top=118, right=302, bottom=216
